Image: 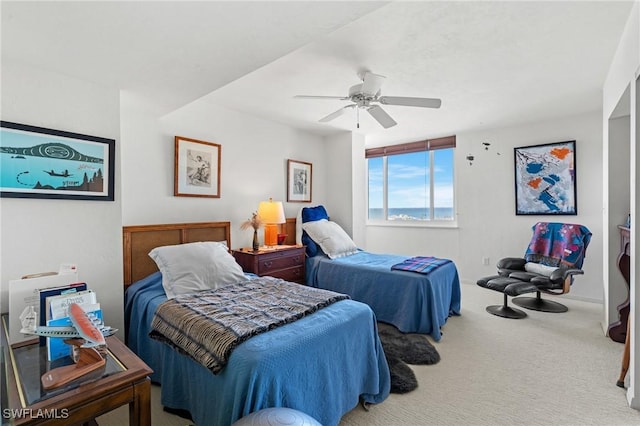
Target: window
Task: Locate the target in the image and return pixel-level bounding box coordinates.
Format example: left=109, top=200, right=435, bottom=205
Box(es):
left=366, top=136, right=455, bottom=222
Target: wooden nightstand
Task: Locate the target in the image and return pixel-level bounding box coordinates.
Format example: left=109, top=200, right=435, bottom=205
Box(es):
left=1, top=315, right=152, bottom=425
left=233, top=245, right=305, bottom=284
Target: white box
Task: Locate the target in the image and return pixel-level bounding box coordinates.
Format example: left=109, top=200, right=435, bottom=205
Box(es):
left=8, top=272, right=79, bottom=345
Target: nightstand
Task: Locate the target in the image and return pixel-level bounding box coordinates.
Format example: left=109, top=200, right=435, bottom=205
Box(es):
left=233, top=245, right=305, bottom=284
left=1, top=315, right=152, bottom=425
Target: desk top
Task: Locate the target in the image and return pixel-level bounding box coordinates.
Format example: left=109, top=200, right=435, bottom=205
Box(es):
left=1, top=314, right=152, bottom=423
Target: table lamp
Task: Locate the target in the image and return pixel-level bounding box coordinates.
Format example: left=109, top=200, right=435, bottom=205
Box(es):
left=257, top=198, right=286, bottom=247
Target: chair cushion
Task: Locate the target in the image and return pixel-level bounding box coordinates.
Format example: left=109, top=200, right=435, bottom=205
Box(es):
left=477, top=276, right=522, bottom=292
left=497, top=257, right=526, bottom=270
left=509, top=271, right=539, bottom=282
left=504, top=281, right=540, bottom=297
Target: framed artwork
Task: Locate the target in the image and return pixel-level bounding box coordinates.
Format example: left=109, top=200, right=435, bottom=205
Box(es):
left=174, top=136, right=221, bottom=198
left=514, top=140, right=577, bottom=215
left=0, top=121, right=115, bottom=201
left=287, top=159, right=312, bottom=202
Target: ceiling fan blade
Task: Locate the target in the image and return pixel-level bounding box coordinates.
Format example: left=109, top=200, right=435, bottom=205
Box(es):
left=378, top=96, right=442, bottom=108
left=319, top=105, right=355, bottom=122
left=294, top=95, right=348, bottom=100
left=360, top=72, right=386, bottom=96
left=367, top=105, right=397, bottom=128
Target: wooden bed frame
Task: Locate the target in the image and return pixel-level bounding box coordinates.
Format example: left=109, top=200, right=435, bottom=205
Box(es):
left=122, top=220, right=297, bottom=288
left=122, top=222, right=231, bottom=288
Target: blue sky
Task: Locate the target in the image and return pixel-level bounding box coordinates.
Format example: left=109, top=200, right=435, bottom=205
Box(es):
left=368, top=149, right=454, bottom=209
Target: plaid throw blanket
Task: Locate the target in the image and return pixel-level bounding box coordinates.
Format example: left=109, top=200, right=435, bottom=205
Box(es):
left=149, top=276, right=349, bottom=374
left=391, top=256, right=452, bottom=274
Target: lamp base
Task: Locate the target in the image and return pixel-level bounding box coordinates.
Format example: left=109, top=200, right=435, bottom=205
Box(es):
left=264, top=224, right=278, bottom=247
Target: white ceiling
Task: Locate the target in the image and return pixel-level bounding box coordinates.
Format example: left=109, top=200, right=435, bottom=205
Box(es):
left=1, top=1, right=634, bottom=146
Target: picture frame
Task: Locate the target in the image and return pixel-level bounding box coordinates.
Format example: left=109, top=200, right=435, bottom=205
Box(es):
left=514, top=140, right=577, bottom=215
left=174, top=136, right=221, bottom=198
left=287, top=159, right=312, bottom=203
left=0, top=121, right=115, bottom=201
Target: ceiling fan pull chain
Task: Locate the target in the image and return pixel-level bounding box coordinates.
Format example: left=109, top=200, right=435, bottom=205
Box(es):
left=357, top=107, right=360, bottom=128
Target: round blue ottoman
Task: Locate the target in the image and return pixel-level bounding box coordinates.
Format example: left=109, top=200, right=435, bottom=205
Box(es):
left=232, top=407, right=322, bottom=426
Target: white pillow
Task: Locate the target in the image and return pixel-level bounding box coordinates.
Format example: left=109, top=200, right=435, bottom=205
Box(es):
left=149, top=241, right=246, bottom=298
left=301, top=219, right=358, bottom=259
left=524, top=262, right=558, bottom=277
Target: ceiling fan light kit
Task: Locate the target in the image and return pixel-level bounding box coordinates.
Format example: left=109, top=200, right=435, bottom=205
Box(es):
left=295, top=71, right=441, bottom=129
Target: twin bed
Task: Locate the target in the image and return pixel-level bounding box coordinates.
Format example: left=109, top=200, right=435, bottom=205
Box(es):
left=123, top=218, right=461, bottom=425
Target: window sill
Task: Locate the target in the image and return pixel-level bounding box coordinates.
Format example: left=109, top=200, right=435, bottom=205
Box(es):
left=366, top=220, right=459, bottom=229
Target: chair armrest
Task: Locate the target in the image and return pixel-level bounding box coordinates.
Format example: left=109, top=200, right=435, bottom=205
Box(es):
left=544, top=267, right=584, bottom=294
left=549, top=267, right=584, bottom=283
left=497, top=257, right=526, bottom=270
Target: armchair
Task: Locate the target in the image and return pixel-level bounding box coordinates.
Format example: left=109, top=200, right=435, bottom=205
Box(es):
left=477, top=222, right=592, bottom=319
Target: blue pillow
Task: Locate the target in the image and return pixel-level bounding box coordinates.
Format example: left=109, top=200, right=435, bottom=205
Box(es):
left=302, top=231, right=319, bottom=257
left=302, top=205, right=329, bottom=223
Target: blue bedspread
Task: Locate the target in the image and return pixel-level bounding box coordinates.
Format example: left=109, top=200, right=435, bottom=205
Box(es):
left=306, top=251, right=461, bottom=341
left=125, top=272, right=390, bottom=426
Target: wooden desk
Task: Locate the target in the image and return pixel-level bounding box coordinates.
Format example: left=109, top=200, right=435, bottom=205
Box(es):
left=1, top=316, right=153, bottom=425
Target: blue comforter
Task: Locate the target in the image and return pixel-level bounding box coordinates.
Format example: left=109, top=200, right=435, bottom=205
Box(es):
left=125, top=272, right=390, bottom=426
left=306, top=251, right=461, bottom=341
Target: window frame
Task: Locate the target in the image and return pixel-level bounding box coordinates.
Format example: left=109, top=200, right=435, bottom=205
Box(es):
left=366, top=135, right=456, bottom=226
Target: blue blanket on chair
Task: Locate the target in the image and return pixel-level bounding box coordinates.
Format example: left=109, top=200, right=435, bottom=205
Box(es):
left=524, top=222, right=592, bottom=268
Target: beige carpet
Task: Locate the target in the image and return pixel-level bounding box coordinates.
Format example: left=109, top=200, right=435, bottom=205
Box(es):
left=98, top=282, right=640, bottom=426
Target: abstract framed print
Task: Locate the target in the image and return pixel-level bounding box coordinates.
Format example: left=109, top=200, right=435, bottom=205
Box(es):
left=514, top=140, right=577, bottom=215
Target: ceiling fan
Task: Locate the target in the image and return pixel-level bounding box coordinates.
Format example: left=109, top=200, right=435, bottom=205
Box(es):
left=294, top=71, right=441, bottom=129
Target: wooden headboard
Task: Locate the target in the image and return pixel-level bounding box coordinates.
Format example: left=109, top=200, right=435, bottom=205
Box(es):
left=122, top=222, right=231, bottom=288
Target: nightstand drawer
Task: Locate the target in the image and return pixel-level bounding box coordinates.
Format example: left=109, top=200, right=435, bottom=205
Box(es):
left=268, top=266, right=304, bottom=283
left=257, top=252, right=304, bottom=274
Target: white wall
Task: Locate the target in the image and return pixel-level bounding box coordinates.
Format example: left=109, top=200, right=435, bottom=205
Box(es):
left=121, top=92, right=328, bottom=249
left=324, top=132, right=354, bottom=238
left=359, top=112, right=604, bottom=303
left=0, top=62, right=124, bottom=335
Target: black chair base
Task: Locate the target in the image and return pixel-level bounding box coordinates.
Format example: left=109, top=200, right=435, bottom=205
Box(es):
left=486, top=304, right=527, bottom=319
left=512, top=293, right=568, bottom=313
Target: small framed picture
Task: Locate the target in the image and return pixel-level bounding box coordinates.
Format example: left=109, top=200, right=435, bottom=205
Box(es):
left=174, top=136, right=221, bottom=198
left=0, top=121, right=115, bottom=201
left=287, top=159, right=312, bottom=203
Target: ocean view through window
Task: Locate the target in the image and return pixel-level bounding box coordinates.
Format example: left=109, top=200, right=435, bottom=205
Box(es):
left=366, top=136, right=455, bottom=222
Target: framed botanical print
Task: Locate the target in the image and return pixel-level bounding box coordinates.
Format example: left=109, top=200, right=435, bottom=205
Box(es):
left=287, top=159, right=312, bottom=202
left=514, top=140, right=577, bottom=215
left=174, top=136, right=221, bottom=198
left=0, top=121, right=115, bottom=201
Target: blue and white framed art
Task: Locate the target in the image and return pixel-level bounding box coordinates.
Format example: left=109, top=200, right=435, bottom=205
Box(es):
left=0, top=121, right=115, bottom=201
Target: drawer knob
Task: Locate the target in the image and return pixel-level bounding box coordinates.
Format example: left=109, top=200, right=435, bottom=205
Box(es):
left=263, top=261, right=273, bottom=268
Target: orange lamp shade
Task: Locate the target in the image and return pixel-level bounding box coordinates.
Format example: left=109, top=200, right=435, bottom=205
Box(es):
left=257, top=199, right=286, bottom=246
